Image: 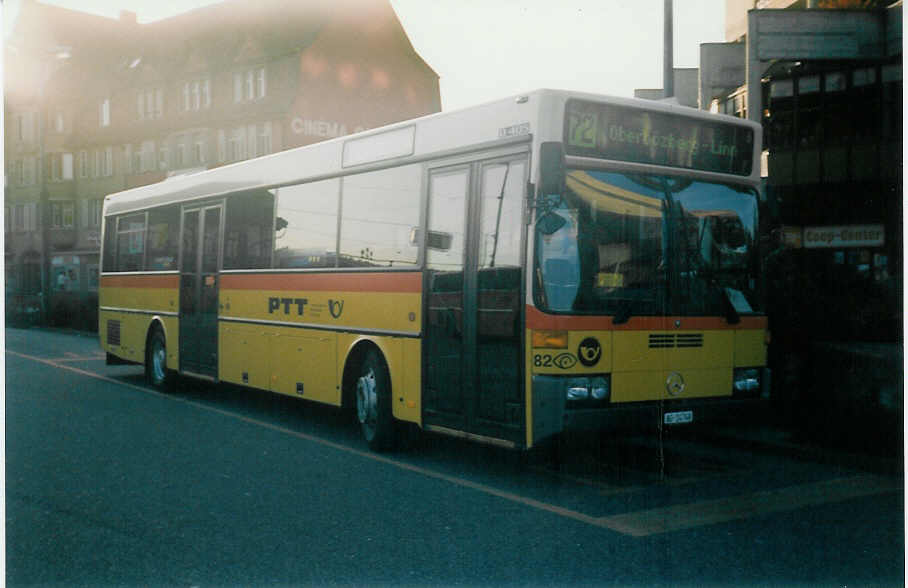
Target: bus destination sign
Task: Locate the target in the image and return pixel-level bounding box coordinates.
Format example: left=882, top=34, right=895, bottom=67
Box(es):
left=564, top=100, right=754, bottom=176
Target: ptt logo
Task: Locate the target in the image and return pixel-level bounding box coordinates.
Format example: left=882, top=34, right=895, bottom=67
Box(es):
left=329, top=299, right=344, bottom=318
left=578, top=337, right=602, bottom=367
left=268, top=297, right=308, bottom=316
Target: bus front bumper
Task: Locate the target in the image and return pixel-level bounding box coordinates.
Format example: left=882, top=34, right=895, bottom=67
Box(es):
left=531, top=373, right=770, bottom=445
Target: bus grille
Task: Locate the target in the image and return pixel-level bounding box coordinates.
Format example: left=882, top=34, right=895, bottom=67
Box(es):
left=649, top=333, right=703, bottom=348
left=107, top=319, right=121, bottom=346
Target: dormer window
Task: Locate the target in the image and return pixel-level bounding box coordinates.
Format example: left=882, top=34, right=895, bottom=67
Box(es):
left=234, top=66, right=266, bottom=103
left=138, top=88, right=164, bottom=120
left=182, top=78, right=211, bottom=111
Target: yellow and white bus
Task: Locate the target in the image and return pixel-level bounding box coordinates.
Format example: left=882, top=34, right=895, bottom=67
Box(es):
left=100, top=89, right=768, bottom=451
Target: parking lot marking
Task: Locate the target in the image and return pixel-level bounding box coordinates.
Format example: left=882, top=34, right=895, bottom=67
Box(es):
left=8, top=349, right=901, bottom=538
left=598, top=474, right=901, bottom=537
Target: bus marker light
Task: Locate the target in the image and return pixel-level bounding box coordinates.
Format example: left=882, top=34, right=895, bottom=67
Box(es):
left=532, top=330, right=568, bottom=349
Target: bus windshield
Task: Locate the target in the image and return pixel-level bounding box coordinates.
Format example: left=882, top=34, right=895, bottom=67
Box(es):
left=535, top=169, right=761, bottom=317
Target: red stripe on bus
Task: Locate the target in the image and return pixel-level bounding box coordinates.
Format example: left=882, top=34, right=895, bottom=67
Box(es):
left=525, top=305, right=768, bottom=331
left=100, top=275, right=179, bottom=289
left=220, top=272, right=423, bottom=293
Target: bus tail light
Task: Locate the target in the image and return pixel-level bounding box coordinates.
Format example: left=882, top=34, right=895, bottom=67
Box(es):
left=532, top=330, right=568, bottom=349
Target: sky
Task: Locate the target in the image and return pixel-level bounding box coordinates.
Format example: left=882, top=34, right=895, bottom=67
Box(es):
left=2, top=0, right=726, bottom=110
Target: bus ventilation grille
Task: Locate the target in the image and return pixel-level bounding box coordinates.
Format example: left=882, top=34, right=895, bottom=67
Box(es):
left=107, top=320, right=121, bottom=346
left=649, top=333, right=703, bottom=348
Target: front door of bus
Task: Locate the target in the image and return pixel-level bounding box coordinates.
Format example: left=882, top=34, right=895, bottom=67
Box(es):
left=179, top=204, right=222, bottom=378
left=423, top=154, right=527, bottom=445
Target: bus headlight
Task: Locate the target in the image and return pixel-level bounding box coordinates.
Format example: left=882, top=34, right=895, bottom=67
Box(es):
left=566, top=378, right=590, bottom=401
left=590, top=376, right=610, bottom=400
left=565, top=375, right=611, bottom=405
left=733, top=368, right=761, bottom=396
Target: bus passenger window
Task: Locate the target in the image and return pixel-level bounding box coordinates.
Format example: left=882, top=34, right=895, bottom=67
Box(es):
left=147, top=206, right=179, bottom=270
left=339, top=164, right=421, bottom=267
left=102, top=217, right=117, bottom=271
left=116, top=214, right=146, bottom=272
left=224, top=189, right=275, bottom=269
left=274, top=179, right=339, bottom=268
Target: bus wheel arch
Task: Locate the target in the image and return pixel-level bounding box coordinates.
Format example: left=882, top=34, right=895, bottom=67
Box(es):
left=144, top=319, right=174, bottom=390
left=342, top=341, right=396, bottom=451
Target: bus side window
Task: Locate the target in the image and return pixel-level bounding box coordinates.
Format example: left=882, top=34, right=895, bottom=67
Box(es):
left=116, top=213, right=146, bottom=272
left=147, top=206, right=180, bottom=271
left=102, top=216, right=117, bottom=271
left=338, top=164, right=421, bottom=268
left=224, top=189, right=276, bottom=270
left=274, top=179, right=340, bottom=269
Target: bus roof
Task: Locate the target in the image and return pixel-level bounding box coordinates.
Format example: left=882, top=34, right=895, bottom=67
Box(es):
left=104, top=89, right=761, bottom=216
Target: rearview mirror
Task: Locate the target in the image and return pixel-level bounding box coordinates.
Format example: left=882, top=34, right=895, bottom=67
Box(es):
left=539, top=142, right=565, bottom=197
left=537, top=211, right=567, bottom=236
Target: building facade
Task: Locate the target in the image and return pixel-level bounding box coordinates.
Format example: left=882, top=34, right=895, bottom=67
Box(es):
left=698, top=0, right=902, bottom=432
left=4, top=0, right=440, bottom=329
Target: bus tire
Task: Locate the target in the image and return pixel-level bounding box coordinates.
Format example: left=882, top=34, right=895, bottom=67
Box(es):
left=356, top=349, right=396, bottom=451
left=145, top=325, right=174, bottom=390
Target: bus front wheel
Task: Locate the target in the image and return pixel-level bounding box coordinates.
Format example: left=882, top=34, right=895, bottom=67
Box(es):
left=356, top=349, right=395, bottom=451
left=145, top=326, right=173, bottom=390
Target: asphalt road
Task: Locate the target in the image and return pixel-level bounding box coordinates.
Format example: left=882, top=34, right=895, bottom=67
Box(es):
left=5, top=327, right=904, bottom=586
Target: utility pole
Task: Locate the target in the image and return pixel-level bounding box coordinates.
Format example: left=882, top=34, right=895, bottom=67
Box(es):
left=664, top=0, right=674, bottom=99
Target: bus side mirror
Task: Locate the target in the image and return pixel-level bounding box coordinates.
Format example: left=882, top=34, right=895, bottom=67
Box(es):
left=539, top=142, right=565, bottom=197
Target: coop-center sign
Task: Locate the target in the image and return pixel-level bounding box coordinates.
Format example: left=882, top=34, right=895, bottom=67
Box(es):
left=803, top=225, right=885, bottom=248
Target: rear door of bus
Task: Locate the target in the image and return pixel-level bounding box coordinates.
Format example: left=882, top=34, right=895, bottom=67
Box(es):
left=179, top=203, right=223, bottom=378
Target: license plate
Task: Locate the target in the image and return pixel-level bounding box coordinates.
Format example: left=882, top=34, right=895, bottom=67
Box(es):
left=664, top=410, right=693, bottom=425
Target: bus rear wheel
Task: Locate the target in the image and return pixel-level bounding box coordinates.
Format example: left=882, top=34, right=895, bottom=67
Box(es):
left=356, top=349, right=395, bottom=451
left=145, top=326, right=173, bottom=390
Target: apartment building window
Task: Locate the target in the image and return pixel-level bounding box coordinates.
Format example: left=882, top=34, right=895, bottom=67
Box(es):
left=159, top=146, right=169, bottom=170
left=138, top=88, right=164, bottom=120
left=257, top=122, right=272, bottom=156
left=11, top=160, right=23, bottom=186
left=16, top=112, right=35, bottom=142
left=52, top=110, right=65, bottom=133
left=247, top=124, right=257, bottom=158
left=217, top=130, right=227, bottom=163
left=89, top=148, right=113, bottom=177
left=234, top=66, right=266, bottom=102
left=228, top=126, right=246, bottom=161
left=175, top=135, right=187, bottom=168
left=78, top=150, right=89, bottom=178
left=48, top=153, right=74, bottom=182
left=183, top=79, right=211, bottom=111
left=12, top=204, right=37, bottom=232
left=193, top=133, right=207, bottom=164
left=81, top=199, right=103, bottom=228
left=51, top=201, right=75, bottom=229
left=99, top=98, right=110, bottom=127
left=21, top=157, right=36, bottom=186
left=140, top=140, right=156, bottom=172
left=105, top=147, right=113, bottom=176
